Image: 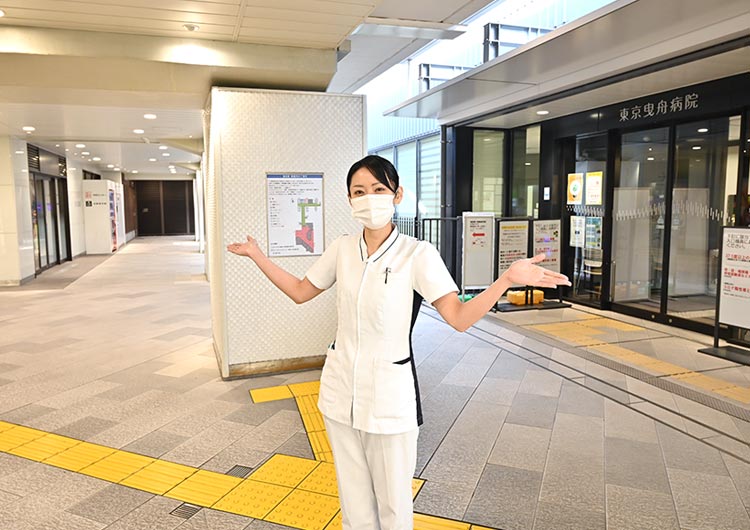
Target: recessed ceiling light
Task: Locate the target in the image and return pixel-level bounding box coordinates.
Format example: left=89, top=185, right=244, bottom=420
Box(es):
left=0, top=9, right=5, bottom=17
left=697, top=128, right=708, bottom=133
left=692, top=146, right=701, bottom=150
left=81, top=151, right=90, bottom=155
left=162, top=153, right=170, bottom=157
left=114, top=167, right=121, bottom=171
left=14, top=150, right=23, bottom=154
left=143, top=113, right=157, bottom=120
left=73, top=153, right=78, bottom=156
left=536, top=110, right=550, bottom=115
left=159, top=145, right=168, bottom=150
left=65, top=149, right=69, bottom=152
left=188, top=135, right=193, bottom=138
left=133, top=129, right=145, bottom=134
left=647, top=157, right=655, bottom=161
left=183, top=23, right=200, bottom=31
left=55, top=144, right=60, bottom=147
left=75, top=143, right=85, bottom=148
left=107, top=164, right=114, bottom=168
left=22, top=126, right=35, bottom=132
left=131, top=170, right=138, bottom=174
left=524, top=162, right=531, bottom=166
left=149, top=158, right=157, bottom=162
left=168, top=165, right=175, bottom=169
left=92, top=157, right=101, bottom=161
left=68, top=167, right=76, bottom=171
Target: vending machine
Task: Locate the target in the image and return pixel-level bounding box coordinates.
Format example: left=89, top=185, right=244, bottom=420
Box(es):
left=83, top=180, right=126, bottom=254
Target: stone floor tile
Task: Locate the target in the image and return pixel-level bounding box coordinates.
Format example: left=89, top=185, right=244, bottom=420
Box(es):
left=2, top=404, right=57, bottom=423
left=721, top=453, right=750, bottom=509
left=274, top=432, right=314, bottom=460
left=485, top=353, right=532, bottom=381
left=505, top=393, right=558, bottom=429
left=667, top=468, right=750, bottom=530
left=412, top=480, right=474, bottom=521
left=470, top=376, right=521, bottom=406
left=96, top=496, right=183, bottom=530
left=604, top=400, right=659, bottom=443
left=656, top=423, right=729, bottom=476
left=532, top=500, right=605, bottom=530
left=605, top=484, right=679, bottom=530
left=123, top=430, right=191, bottom=459
left=33, top=510, right=106, bottom=530
left=488, top=423, right=551, bottom=472
left=174, top=509, right=253, bottom=530
left=440, top=362, right=490, bottom=388
left=557, top=379, right=604, bottom=417
left=67, top=484, right=154, bottom=525
left=464, top=464, right=542, bottom=530
left=517, top=370, right=563, bottom=397
left=605, top=437, right=671, bottom=493
left=539, top=446, right=605, bottom=513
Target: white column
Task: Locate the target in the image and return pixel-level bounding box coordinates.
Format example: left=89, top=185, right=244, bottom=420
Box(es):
left=0, top=137, right=34, bottom=285
left=205, top=88, right=365, bottom=379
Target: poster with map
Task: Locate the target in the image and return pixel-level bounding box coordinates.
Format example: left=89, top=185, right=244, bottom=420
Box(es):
left=267, top=173, right=324, bottom=257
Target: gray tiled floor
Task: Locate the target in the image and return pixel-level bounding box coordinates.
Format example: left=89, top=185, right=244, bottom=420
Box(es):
left=0, top=236, right=749, bottom=529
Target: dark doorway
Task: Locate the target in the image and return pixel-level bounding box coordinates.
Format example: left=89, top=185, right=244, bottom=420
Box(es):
left=135, top=180, right=195, bottom=236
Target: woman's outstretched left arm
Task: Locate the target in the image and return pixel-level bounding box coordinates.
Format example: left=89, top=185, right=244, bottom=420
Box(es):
left=432, top=253, right=570, bottom=332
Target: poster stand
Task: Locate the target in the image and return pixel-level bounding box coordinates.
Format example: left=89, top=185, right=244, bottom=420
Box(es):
left=491, top=217, right=571, bottom=313
left=698, top=226, right=750, bottom=366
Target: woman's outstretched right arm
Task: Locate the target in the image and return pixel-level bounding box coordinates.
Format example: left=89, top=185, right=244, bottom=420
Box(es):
left=227, top=236, right=323, bottom=304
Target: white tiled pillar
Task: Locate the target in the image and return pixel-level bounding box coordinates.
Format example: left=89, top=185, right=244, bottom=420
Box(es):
left=0, top=137, right=34, bottom=286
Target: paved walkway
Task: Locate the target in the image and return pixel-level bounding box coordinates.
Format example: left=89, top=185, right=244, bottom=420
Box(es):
left=0, top=237, right=748, bottom=530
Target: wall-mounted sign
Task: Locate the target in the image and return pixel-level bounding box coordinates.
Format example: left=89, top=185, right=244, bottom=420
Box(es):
left=618, top=92, right=698, bottom=123
left=567, top=173, right=583, bottom=205
left=462, top=212, right=495, bottom=290
left=585, top=216, right=603, bottom=250
left=533, top=220, right=561, bottom=273
left=585, top=171, right=603, bottom=206
left=498, top=221, right=529, bottom=278
left=570, top=216, right=585, bottom=248
left=266, top=173, right=324, bottom=257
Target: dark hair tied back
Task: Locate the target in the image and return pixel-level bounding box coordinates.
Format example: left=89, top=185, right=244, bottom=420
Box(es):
left=346, top=155, right=399, bottom=195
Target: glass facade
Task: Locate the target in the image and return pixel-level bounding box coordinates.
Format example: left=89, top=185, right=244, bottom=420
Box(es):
left=511, top=126, right=541, bottom=217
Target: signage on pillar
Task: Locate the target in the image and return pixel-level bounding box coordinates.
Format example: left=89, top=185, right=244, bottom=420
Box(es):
left=533, top=220, right=561, bottom=273
left=266, top=173, right=324, bottom=257
left=461, top=212, right=495, bottom=290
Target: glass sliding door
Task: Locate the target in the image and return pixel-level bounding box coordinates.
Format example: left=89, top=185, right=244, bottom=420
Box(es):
left=666, top=116, right=741, bottom=324
left=472, top=129, right=505, bottom=214
left=612, top=127, right=669, bottom=310
left=511, top=125, right=540, bottom=218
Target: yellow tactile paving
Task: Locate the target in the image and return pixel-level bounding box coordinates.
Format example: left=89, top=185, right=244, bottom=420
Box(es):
left=670, top=372, right=736, bottom=391
left=324, top=511, right=343, bottom=529
left=266, top=489, right=340, bottom=530
left=249, top=454, right=319, bottom=488
left=79, top=450, right=155, bottom=483
left=0, top=425, right=47, bottom=451
left=121, top=459, right=198, bottom=495
left=715, top=386, right=750, bottom=404
left=0, top=421, right=15, bottom=433
left=414, top=513, right=471, bottom=529
left=251, top=385, right=294, bottom=403
left=412, top=478, right=425, bottom=497
left=213, top=478, right=292, bottom=519
left=289, top=381, right=322, bottom=397
left=44, top=441, right=116, bottom=472
left=8, top=433, right=80, bottom=461
left=298, top=462, right=338, bottom=496
left=165, top=469, right=243, bottom=507
left=308, top=430, right=333, bottom=462
left=579, top=318, right=643, bottom=332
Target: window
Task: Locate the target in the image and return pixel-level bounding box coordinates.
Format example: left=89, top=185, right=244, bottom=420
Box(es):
left=511, top=125, right=540, bottom=217
left=472, top=130, right=505, bottom=214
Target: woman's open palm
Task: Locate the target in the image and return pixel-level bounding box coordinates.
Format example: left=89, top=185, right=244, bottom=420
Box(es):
left=504, top=253, right=571, bottom=288
left=226, top=236, right=262, bottom=260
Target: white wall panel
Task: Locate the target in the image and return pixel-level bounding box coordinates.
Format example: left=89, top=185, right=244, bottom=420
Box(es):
left=207, top=88, right=364, bottom=376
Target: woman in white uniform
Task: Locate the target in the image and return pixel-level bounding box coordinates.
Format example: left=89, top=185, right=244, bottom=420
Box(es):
left=227, top=155, right=570, bottom=530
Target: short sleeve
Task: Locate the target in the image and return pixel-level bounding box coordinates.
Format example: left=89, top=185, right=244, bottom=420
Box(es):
left=413, top=242, right=459, bottom=304
left=305, top=236, right=342, bottom=290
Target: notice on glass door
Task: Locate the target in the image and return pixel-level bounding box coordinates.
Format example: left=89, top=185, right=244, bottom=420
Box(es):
left=267, top=173, right=324, bottom=257
left=570, top=216, right=585, bottom=248
left=567, top=173, right=583, bottom=205
left=718, top=228, right=750, bottom=329
left=586, top=171, right=603, bottom=205
left=585, top=216, right=603, bottom=250
left=533, top=220, right=561, bottom=273
left=498, top=220, right=529, bottom=277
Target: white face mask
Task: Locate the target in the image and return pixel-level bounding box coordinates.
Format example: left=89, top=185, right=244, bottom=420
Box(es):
left=350, top=193, right=395, bottom=230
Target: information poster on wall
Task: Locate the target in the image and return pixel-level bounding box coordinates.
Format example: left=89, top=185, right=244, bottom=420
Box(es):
left=718, top=228, right=750, bottom=329
left=533, top=220, right=561, bottom=273
left=567, top=173, right=583, bottom=205
left=585, top=216, right=603, bottom=249
left=586, top=171, right=603, bottom=205
left=462, top=212, right=495, bottom=289
left=267, top=173, right=324, bottom=257
left=498, top=220, right=529, bottom=277
left=570, top=216, right=585, bottom=248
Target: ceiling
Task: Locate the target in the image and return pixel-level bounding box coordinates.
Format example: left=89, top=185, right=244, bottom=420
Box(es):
left=0, top=0, right=492, bottom=178
left=386, top=0, right=750, bottom=129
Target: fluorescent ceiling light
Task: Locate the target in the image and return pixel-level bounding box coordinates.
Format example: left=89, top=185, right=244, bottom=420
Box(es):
left=81, top=151, right=90, bottom=155
left=536, top=110, right=550, bottom=116
left=144, top=114, right=157, bottom=120
left=22, top=126, right=35, bottom=132
left=92, top=157, right=101, bottom=161
left=692, top=146, right=701, bottom=150
left=75, top=143, right=85, bottom=148
left=133, top=129, right=145, bottom=134
left=159, top=145, right=168, bottom=150
left=697, top=128, right=708, bottom=133
left=149, top=158, right=157, bottom=162
left=353, top=17, right=467, bottom=40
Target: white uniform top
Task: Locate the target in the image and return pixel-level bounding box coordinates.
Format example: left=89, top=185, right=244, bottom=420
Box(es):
left=306, top=227, right=459, bottom=435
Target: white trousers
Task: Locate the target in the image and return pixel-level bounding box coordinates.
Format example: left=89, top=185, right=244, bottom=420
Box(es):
left=324, top=415, right=419, bottom=530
